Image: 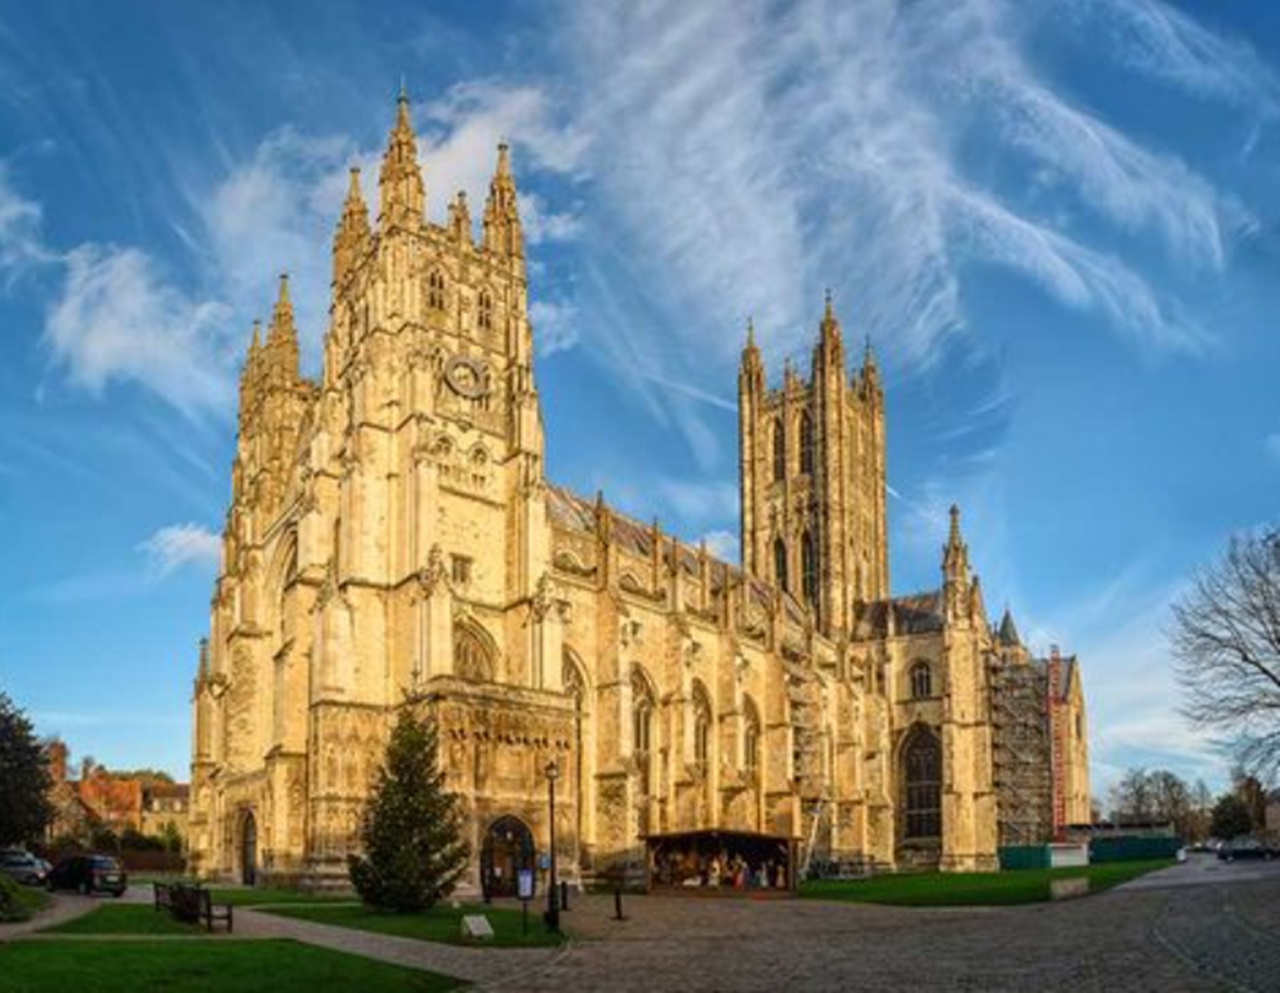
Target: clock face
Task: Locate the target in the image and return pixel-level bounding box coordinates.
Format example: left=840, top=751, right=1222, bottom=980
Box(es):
left=444, top=355, right=488, bottom=399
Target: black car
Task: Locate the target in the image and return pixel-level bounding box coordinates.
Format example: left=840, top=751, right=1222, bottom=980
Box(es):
left=1217, top=838, right=1276, bottom=862
left=47, top=854, right=127, bottom=896
left=0, top=849, right=48, bottom=886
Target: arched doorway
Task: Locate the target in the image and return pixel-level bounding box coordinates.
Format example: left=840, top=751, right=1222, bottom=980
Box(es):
left=480, top=816, right=534, bottom=899
left=240, top=811, right=258, bottom=886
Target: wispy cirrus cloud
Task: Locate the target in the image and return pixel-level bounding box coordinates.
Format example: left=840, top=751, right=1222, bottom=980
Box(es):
left=558, top=0, right=1274, bottom=457
left=45, top=245, right=233, bottom=416
left=138, top=523, right=221, bottom=576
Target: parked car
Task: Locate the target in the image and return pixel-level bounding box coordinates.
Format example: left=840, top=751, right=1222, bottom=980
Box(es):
left=1217, top=838, right=1276, bottom=862
left=46, top=854, right=127, bottom=896
left=0, top=849, right=48, bottom=886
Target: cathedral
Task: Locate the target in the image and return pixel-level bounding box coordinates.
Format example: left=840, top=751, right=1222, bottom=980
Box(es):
left=188, top=92, right=1090, bottom=888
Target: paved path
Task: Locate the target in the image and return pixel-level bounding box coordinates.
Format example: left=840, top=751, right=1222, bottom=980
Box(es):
left=0, top=891, right=97, bottom=941
left=235, top=907, right=562, bottom=986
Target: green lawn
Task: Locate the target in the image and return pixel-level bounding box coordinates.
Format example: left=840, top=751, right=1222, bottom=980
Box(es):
left=265, top=901, right=566, bottom=948
left=0, top=939, right=461, bottom=992
left=41, top=903, right=201, bottom=935
left=5, top=886, right=50, bottom=922
left=205, top=887, right=353, bottom=907
left=799, top=858, right=1175, bottom=906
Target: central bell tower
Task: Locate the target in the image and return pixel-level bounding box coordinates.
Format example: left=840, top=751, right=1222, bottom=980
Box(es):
left=738, top=295, right=888, bottom=636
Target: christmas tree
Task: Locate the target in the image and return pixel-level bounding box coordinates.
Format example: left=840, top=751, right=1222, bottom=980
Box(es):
left=348, top=701, right=470, bottom=912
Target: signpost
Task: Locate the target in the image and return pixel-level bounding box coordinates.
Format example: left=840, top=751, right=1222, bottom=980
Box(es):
left=517, top=867, right=534, bottom=935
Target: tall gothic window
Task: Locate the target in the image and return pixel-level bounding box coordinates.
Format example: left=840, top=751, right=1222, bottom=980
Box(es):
left=564, top=651, right=587, bottom=851
left=693, top=684, right=712, bottom=769
left=632, top=668, right=654, bottom=834
left=478, top=290, right=494, bottom=331
left=909, top=661, right=933, bottom=699
left=743, top=696, right=761, bottom=777
left=772, top=419, right=786, bottom=481
left=800, top=412, right=815, bottom=475
left=801, top=531, right=818, bottom=613
left=454, top=625, right=494, bottom=682
left=774, top=538, right=788, bottom=592
left=426, top=269, right=446, bottom=311
left=903, top=727, right=942, bottom=839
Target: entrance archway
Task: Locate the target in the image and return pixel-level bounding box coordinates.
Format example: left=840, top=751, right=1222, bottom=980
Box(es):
left=240, top=811, right=257, bottom=886
left=480, top=815, right=534, bottom=899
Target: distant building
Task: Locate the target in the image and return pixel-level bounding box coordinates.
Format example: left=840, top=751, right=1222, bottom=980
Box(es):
left=43, top=739, right=188, bottom=846
left=140, top=782, right=190, bottom=847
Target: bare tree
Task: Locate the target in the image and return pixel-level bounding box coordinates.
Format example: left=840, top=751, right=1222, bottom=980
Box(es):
left=1172, top=530, right=1280, bottom=781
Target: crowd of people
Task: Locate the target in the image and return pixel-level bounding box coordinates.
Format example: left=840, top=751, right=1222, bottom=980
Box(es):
left=651, top=840, right=790, bottom=891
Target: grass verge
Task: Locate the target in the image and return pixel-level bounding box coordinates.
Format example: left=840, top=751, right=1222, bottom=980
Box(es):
left=0, top=938, right=461, bottom=992
left=264, top=901, right=566, bottom=947
left=41, top=903, right=201, bottom=935
left=205, top=887, right=353, bottom=907
left=798, top=858, right=1175, bottom=906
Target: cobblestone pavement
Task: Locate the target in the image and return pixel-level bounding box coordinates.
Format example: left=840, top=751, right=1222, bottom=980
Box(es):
left=501, top=874, right=1280, bottom=992
left=235, top=906, right=561, bottom=985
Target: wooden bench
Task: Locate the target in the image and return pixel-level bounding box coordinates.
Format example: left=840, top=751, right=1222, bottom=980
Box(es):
left=154, top=881, right=233, bottom=933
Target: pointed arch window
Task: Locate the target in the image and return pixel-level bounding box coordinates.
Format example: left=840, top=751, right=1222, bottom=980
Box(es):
left=455, top=625, right=494, bottom=682
left=772, top=419, right=786, bottom=481
left=632, top=670, right=655, bottom=824
left=774, top=538, right=788, bottom=592
left=743, top=697, right=761, bottom=777
left=903, top=727, right=942, bottom=839
left=800, top=412, right=815, bottom=475
left=909, top=661, right=932, bottom=700
left=478, top=290, right=494, bottom=331
left=693, top=684, right=712, bottom=769
left=426, top=269, right=446, bottom=311
left=801, top=530, right=818, bottom=613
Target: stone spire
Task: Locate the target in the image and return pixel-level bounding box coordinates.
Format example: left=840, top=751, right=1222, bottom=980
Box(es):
left=816, top=288, right=843, bottom=372
left=943, top=504, right=970, bottom=588
left=740, top=317, right=763, bottom=385
left=333, top=167, right=370, bottom=285
left=265, top=273, right=300, bottom=384
left=378, top=87, right=425, bottom=231
left=238, top=319, right=263, bottom=423
left=482, top=142, right=523, bottom=259
left=998, top=607, right=1021, bottom=647
left=860, top=334, right=881, bottom=396
left=447, top=189, right=472, bottom=245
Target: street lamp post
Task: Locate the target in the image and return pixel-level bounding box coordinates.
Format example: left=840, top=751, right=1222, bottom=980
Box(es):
left=545, top=759, right=560, bottom=933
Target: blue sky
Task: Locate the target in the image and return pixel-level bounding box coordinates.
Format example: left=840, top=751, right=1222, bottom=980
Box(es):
left=0, top=0, right=1277, bottom=801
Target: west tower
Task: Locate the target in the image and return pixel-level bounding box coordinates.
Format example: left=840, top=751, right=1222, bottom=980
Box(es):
left=738, top=296, right=888, bottom=637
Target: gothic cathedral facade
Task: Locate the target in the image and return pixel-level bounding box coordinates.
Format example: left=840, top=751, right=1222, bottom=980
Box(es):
left=189, top=93, right=1090, bottom=886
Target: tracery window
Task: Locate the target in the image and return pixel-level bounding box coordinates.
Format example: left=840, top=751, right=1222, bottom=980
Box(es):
left=426, top=269, right=446, bottom=311
left=774, top=538, right=788, bottom=592
left=909, top=661, right=932, bottom=700
left=903, top=727, right=942, bottom=839
left=800, top=412, right=815, bottom=475
left=801, top=531, right=818, bottom=613
left=773, top=419, right=786, bottom=481
left=454, top=625, right=493, bottom=682
left=478, top=290, right=494, bottom=331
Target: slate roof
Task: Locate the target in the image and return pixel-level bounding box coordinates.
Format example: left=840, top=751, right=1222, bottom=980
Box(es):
left=861, top=590, right=945, bottom=636
left=545, top=484, right=782, bottom=612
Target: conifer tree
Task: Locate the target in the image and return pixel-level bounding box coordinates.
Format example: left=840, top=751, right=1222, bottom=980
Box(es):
left=0, top=691, right=53, bottom=847
left=348, top=702, right=470, bottom=912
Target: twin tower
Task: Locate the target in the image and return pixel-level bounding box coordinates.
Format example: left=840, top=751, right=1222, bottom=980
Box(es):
left=738, top=296, right=888, bottom=639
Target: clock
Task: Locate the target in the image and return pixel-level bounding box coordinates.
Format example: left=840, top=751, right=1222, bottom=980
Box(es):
left=444, top=355, right=488, bottom=399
